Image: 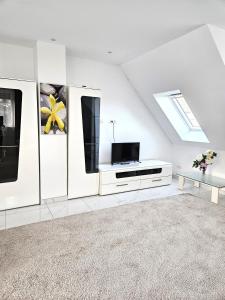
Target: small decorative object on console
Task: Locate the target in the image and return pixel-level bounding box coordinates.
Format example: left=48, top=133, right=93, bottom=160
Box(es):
left=192, top=150, right=217, bottom=174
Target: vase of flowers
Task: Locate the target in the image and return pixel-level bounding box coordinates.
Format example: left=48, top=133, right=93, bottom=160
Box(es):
left=192, top=150, right=217, bottom=175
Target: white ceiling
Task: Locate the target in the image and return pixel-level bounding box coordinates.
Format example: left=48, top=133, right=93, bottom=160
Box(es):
left=0, top=0, right=225, bottom=64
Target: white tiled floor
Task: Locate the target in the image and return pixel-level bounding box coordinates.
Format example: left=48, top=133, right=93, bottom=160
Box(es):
left=6, top=205, right=52, bottom=229
left=0, top=211, right=5, bottom=230
left=47, top=198, right=90, bottom=219
left=0, top=177, right=223, bottom=230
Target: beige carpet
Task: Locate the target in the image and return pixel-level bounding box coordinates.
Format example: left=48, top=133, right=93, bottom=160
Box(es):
left=1, top=194, right=225, bottom=299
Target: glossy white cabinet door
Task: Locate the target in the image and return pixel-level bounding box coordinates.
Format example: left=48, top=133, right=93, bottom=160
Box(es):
left=68, top=87, right=101, bottom=199
left=0, top=78, right=39, bottom=210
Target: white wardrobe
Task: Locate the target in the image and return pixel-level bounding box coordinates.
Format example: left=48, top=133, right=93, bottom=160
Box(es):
left=0, top=78, right=39, bottom=210
left=68, top=87, right=101, bottom=199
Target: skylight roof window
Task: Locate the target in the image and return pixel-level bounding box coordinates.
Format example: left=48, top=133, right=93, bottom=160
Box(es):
left=153, top=90, right=209, bottom=143
left=170, top=93, right=200, bottom=130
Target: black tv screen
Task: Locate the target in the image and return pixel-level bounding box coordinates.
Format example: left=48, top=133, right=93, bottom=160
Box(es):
left=111, top=143, right=140, bottom=164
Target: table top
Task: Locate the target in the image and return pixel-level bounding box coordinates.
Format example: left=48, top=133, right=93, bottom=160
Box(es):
left=99, top=160, right=172, bottom=172
left=177, top=171, right=225, bottom=188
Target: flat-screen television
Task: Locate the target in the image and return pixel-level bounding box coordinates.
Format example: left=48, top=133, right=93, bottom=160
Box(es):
left=111, top=142, right=140, bottom=164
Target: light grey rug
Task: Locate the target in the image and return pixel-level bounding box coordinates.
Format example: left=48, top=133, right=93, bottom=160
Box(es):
left=1, top=194, right=225, bottom=300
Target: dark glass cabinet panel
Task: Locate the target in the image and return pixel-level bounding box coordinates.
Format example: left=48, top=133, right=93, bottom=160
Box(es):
left=116, top=171, right=137, bottom=178
left=0, top=88, right=22, bottom=183
left=81, top=96, right=100, bottom=173
left=138, top=168, right=162, bottom=176
left=116, top=168, right=162, bottom=178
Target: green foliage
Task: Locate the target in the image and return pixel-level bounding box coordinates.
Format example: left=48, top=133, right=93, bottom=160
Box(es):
left=193, top=160, right=200, bottom=168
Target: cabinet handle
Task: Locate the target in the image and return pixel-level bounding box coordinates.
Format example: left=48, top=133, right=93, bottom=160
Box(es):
left=116, top=183, right=129, bottom=187
left=152, top=179, right=162, bottom=182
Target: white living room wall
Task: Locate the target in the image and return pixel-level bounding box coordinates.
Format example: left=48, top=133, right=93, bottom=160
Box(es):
left=66, top=56, right=172, bottom=163
left=1, top=40, right=224, bottom=178
left=0, top=42, right=34, bottom=80
left=0, top=40, right=173, bottom=168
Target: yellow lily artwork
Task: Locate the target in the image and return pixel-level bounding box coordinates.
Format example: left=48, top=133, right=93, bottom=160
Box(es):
left=40, top=94, right=65, bottom=134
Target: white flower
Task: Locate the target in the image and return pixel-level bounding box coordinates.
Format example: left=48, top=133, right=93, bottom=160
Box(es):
left=206, top=150, right=213, bottom=158
left=206, top=158, right=213, bottom=164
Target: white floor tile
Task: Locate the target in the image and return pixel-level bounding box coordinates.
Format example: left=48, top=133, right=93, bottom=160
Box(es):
left=0, top=211, right=5, bottom=230
left=55, top=195, right=68, bottom=202
left=115, top=189, right=148, bottom=205
left=41, top=198, right=47, bottom=205
left=43, top=198, right=55, bottom=205
left=82, top=194, right=119, bottom=211
left=6, top=206, right=52, bottom=229
left=44, top=196, right=68, bottom=205
left=6, top=203, right=48, bottom=215
left=47, top=198, right=90, bottom=219
left=142, top=185, right=183, bottom=200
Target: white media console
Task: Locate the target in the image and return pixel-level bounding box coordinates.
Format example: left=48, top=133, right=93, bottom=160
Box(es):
left=99, top=160, right=172, bottom=195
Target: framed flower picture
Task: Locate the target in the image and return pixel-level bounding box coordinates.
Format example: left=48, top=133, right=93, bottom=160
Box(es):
left=39, top=83, right=67, bottom=135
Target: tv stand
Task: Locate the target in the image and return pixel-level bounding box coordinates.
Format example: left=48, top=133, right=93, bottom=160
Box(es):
left=99, top=160, right=172, bottom=195
left=112, top=161, right=141, bottom=166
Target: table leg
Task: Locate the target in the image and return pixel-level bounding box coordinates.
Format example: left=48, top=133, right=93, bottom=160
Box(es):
left=211, top=187, right=219, bottom=204
left=193, top=181, right=200, bottom=188
left=178, top=176, right=185, bottom=190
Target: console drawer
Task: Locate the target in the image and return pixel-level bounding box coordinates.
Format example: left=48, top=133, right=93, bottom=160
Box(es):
left=139, top=165, right=172, bottom=179
left=140, top=176, right=172, bottom=189
left=100, top=180, right=140, bottom=195
left=100, top=170, right=140, bottom=185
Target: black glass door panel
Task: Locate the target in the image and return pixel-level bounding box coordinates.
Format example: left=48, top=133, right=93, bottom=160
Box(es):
left=0, top=88, right=22, bottom=183
left=116, top=171, right=137, bottom=178
left=137, top=168, right=162, bottom=176
left=116, top=168, right=162, bottom=178
left=81, top=96, right=100, bottom=173
left=82, top=143, right=99, bottom=174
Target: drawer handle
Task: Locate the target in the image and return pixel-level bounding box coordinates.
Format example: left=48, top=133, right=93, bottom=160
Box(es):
left=152, top=179, right=162, bottom=182
left=116, top=184, right=129, bottom=187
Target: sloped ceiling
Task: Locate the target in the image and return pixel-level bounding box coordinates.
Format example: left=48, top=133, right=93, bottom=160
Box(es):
left=1, top=0, right=225, bottom=64
left=209, top=25, right=225, bottom=65
left=122, top=25, right=225, bottom=149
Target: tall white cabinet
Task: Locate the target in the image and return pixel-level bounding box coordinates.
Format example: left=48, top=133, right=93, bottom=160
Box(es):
left=68, top=87, right=101, bottom=199
left=0, top=78, right=39, bottom=210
